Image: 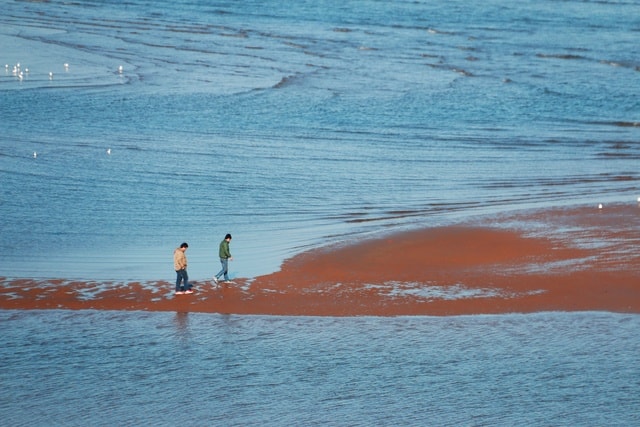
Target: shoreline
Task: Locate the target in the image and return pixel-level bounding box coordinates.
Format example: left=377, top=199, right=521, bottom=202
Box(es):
left=2, top=203, right=639, bottom=316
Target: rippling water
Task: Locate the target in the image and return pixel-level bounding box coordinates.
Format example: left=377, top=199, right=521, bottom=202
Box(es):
left=2, top=3, right=639, bottom=425
left=1, top=310, right=638, bottom=426
left=1, top=0, right=638, bottom=281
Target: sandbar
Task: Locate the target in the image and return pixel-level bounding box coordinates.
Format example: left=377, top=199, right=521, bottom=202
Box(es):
left=1, top=203, right=638, bottom=316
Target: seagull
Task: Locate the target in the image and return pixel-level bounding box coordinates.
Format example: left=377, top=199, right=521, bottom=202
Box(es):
left=33, top=151, right=37, bottom=159
left=118, top=65, right=123, bottom=73
left=49, top=72, right=53, bottom=79
left=107, top=148, right=111, bottom=155
left=598, top=203, right=603, bottom=209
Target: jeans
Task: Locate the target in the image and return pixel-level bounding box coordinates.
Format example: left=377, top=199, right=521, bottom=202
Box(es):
left=175, top=269, right=190, bottom=291
left=216, top=257, right=229, bottom=281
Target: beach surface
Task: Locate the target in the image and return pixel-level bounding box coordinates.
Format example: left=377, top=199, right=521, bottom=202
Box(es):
left=2, top=204, right=638, bottom=316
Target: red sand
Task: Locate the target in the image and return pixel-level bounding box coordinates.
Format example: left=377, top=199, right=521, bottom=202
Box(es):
left=1, top=204, right=639, bottom=316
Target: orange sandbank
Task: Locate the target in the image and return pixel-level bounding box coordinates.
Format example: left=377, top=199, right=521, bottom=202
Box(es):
left=1, top=204, right=639, bottom=316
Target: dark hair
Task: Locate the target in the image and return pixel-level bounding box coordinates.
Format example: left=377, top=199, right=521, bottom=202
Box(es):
left=180, top=242, right=189, bottom=248
left=225, top=234, right=232, bottom=240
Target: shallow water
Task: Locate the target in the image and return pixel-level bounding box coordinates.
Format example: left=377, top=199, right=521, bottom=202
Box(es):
left=1, top=0, right=639, bottom=282
left=1, top=3, right=639, bottom=424
left=0, top=310, right=638, bottom=426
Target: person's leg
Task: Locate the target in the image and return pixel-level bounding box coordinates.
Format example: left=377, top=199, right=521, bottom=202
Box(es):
left=183, top=269, right=191, bottom=290
left=175, top=270, right=182, bottom=292
left=215, top=258, right=227, bottom=280
left=222, top=258, right=229, bottom=281
left=176, top=269, right=188, bottom=291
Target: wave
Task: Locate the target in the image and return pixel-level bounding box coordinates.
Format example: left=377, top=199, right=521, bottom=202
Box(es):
left=536, top=53, right=640, bottom=73
left=273, top=74, right=298, bottom=89
left=482, top=173, right=639, bottom=189
left=584, top=120, right=640, bottom=128
left=536, top=53, right=587, bottom=60
left=611, top=121, right=640, bottom=127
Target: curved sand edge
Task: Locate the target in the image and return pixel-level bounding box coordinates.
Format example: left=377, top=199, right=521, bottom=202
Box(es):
left=2, top=204, right=639, bottom=316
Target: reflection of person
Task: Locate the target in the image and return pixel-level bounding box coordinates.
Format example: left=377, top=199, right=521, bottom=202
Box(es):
left=213, top=234, right=233, bottom=284
left=174, top=312, right=189, bottom=340
left=173, top=242, right=193, bottom=295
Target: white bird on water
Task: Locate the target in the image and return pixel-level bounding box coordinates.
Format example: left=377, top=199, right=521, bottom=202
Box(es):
left=118, top=65, right=123, bottom=74
left=107, top=148, right=111, bottom=155
left=598, top=203, right=603, bottom=209
left=33, top=151, right=37, bottom=159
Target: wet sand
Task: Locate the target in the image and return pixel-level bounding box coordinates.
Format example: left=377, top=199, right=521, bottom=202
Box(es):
left=1, top=204, right=639, bottom=316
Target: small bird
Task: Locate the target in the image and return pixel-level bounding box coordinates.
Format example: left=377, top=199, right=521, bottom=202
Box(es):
left=118, top=65, right=123, bottom=74
left=49, top=72, right=53, bottom=79
left=598, top=203, right=603, bottom=209
left=33, top=151, right=37, bottom=159
left=107, top=148, right=111, bottom=155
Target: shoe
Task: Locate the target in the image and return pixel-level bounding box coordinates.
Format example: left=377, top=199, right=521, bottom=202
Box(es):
left=185, top=289, right=194, bottom=294
left=175, top=291, right=185, bottom=295
left=212, top=276, right=218, bottom=284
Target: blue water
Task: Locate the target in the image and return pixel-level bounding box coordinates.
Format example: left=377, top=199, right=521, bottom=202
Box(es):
left=1, top=310, right=639, bottom=426
left=1, top=0, right=638, bottom=281
left=1, top=2, right=639, bottom=424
